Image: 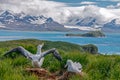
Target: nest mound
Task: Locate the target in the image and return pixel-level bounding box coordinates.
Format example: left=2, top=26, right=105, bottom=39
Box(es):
left=25, top=68, right=56, bottom=80
left=25, top=68, right=83, bottom=80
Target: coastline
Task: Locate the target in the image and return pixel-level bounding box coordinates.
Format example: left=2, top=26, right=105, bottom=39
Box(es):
left=0, top=30, right=120, bottom=54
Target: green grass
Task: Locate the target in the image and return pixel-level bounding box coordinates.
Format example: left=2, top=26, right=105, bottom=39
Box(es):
left=0, top=39, right=120, bottom=80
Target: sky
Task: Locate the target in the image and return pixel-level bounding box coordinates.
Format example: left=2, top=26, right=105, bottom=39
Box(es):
left=0, top=0, right=120, bottom=24
left=53, top=0, right=119, bottom=7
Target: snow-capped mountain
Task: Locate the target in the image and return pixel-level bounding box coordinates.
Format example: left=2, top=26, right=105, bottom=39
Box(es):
left=0, top=11, right=75, bottom=31
left=76, top=17, right=96, bottom=27
left=101, top=18, right=120, bottom=32
left=0, top=11, right=49, bottom=25
left=21, top=14, right=47, bottom=25
left=0, top=10, right=120, bottom=32
left=65, top=16, right=120, bottom=32
left=0, top=11, right=17, bottom=24
left=65, top=17, right=102, bottom=31
left=67, top=17, right=101, bottom=27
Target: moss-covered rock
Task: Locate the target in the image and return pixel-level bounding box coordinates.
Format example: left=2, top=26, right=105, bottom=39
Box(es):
left=81, top=44, right=98, bottom=54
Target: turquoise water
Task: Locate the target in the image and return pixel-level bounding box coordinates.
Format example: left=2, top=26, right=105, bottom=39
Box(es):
left=0, top=30, right=120, bottom=54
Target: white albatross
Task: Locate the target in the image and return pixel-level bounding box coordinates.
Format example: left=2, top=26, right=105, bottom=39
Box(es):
left=4, top=44, right=62, bottom=68
left=65, top=60, right=82, bottom=73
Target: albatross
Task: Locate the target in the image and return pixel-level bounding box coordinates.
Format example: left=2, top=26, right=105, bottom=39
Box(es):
left=4, top=44, right=62, bottom=68
left=65, top=59, right=82, bottom=73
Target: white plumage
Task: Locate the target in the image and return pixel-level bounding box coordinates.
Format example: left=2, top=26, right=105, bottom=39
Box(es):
left=4, top=44, right=62, bottom=68
left=65, top=59, right=82, bottom=73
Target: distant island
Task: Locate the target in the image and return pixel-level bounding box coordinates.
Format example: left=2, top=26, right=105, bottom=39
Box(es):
left=66, top=31, right=105, bottom=37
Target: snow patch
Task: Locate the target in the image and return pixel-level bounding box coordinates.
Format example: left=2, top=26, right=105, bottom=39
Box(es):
left=0, top=23, right=5, bottom=28
left=64, top=25, right=101, bottom=31
left=30, top=16, right=47, bottom=24
left=115, top=18, right=120, bottom=24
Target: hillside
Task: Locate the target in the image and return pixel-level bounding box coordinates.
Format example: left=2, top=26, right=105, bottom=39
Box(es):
left=0, top=39, right=120, bottom=80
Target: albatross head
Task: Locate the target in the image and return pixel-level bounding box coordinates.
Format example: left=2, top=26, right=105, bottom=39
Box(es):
left=64, top=59, right=72, bottom=68
left=37, top=43, right=44, bottom=48
left=67, top=59, right=73, bottom=64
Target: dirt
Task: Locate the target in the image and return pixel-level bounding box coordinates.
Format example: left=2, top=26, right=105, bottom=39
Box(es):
left=25, top=68, right=82, bottom=80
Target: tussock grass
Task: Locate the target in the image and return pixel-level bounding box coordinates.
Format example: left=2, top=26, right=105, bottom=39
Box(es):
left=0, top=39, right=120, bottom=80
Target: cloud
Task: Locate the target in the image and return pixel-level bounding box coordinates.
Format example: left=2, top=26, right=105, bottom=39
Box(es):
left=107, top=3, right=120, bottom=8
left=110, top=0, right=120, bottom=1
left=0, top=0, right=66, bottom=14
left=80, top=1, right=96, bottom=5
left=61, top=5, right=120, bottom=25
left=0, top=0, right=120, bottom=25
left=96, top=0, right=120, bottom=2
left=0, top=0, right=69, bottom=23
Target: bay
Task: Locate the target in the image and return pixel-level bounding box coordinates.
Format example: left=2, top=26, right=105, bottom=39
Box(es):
left=0, top=30, right=120, bottom=54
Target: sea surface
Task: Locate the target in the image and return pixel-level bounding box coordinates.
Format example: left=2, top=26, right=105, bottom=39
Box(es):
left=0, top=30, right=120, bottom=54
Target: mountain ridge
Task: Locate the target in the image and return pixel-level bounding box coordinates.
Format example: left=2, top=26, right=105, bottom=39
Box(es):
left=0, top=10, right=79, bottom=31
left=0, top=10, right=120, bottom=32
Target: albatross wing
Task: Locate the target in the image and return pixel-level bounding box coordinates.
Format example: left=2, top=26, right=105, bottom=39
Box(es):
left=4, top=46, right=33, bottom=60
left=41, top=48, right=62, bottom=61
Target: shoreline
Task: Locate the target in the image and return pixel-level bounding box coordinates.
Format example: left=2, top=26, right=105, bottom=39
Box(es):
left=0, top=39, right=120, bottom=55
left=0, top=30, right=120, bottom=54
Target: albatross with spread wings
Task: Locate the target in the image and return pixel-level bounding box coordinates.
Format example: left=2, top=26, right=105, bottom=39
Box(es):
left=4, top=44, right=62, bottom=68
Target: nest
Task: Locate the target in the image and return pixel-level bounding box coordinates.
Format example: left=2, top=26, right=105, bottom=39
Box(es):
left=25, top=68, right=56, bottom=80
left=25, top=68, right=82, bottom=80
